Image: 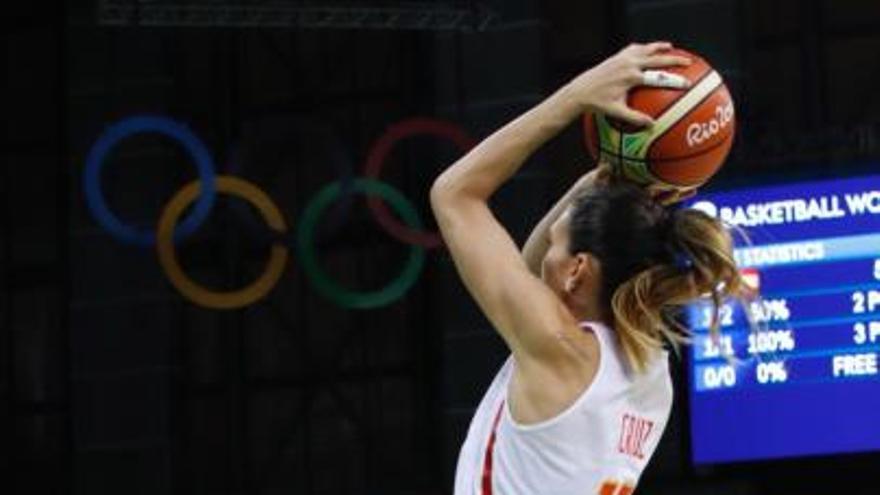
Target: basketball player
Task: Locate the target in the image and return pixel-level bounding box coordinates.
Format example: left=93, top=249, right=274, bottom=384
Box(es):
left=430, top=42, right=744, bottom=494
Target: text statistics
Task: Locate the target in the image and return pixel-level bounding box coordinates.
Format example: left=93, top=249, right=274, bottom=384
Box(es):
left=685, top=174, right=880, bottom=464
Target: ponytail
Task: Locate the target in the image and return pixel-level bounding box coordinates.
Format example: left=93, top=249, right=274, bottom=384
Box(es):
left=610, top=208, right=745, bottom=373
left=567, top=183, right=747, bottom=374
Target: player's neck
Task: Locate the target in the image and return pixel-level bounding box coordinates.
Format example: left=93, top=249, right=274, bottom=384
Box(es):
left=567, top=296, right=607, bottom=326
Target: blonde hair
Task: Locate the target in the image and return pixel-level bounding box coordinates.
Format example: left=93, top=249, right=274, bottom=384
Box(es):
left=611, top=209, right=746, bottom=373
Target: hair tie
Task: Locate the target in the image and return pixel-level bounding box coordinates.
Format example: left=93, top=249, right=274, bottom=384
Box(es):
left=672, top=250, right=695, bottom=272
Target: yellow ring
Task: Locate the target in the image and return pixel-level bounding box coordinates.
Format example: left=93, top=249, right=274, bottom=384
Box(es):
left=157, top=175, right=289, bottom=310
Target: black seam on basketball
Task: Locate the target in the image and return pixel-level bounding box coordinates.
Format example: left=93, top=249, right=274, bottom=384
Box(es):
left=598, top=129, right=733, bottom=163
left=607, top=66, right=713, bottom=133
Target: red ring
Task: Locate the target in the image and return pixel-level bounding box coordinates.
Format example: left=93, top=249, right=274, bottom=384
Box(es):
left=363, top=117, right=476, bottom=249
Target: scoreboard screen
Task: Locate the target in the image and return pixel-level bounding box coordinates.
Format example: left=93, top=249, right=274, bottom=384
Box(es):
left=685, top=174, right=880, bottom=465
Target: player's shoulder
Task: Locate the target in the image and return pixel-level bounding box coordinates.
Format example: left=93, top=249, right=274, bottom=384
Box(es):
left=508, top=320, right=603, bottom=425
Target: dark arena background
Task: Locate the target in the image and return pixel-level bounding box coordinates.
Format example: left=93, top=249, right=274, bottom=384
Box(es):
left=4, top=1, right=879, bottom=494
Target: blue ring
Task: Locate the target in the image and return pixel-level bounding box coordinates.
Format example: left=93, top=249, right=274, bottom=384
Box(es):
left=83, top=115, right=217, bottom=246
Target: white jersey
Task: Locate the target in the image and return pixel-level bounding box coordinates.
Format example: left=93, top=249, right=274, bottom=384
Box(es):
left=453, top=321, right=673, bottom=495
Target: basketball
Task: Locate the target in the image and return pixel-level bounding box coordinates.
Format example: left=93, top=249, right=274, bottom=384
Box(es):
left=582, top=48, right=735, bottom=189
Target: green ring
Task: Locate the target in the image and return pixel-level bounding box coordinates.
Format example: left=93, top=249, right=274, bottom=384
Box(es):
left=297, top=178, right=425, bottom=309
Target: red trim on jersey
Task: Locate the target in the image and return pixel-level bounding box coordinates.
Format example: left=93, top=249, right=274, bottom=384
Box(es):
left=480, top=400, right=506, bottom=495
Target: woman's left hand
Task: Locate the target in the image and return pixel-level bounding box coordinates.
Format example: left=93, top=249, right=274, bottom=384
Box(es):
left=649, top=185, right=699, bottom=205
left=576, top=162, right=613, bottom=189
left=563, top=42, right=692, bottom=128
left=587, top=161, right=698, bottom=206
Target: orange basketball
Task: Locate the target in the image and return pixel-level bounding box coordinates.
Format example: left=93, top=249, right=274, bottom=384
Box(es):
left=582, top=48, right=735, bottom=189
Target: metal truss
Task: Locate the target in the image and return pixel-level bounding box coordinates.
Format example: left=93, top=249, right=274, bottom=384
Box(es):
left=97, top=1, right=499, bottom=30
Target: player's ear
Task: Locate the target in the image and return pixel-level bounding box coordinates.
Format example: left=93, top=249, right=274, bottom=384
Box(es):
left=567, top=252, right=601, bottom=291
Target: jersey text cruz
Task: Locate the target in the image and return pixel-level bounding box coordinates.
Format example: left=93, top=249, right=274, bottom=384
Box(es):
left=617, top=413, right=654, bottom=460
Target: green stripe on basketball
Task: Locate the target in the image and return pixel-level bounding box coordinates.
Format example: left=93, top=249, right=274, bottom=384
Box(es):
left=596, top=114, right=620, bottom=151
left=622, top=132, right=652, bottom=159
left=621, top=158, right=653, bottom=184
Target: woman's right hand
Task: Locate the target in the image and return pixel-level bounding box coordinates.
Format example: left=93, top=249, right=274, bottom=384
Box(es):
left=563, top=42, right=691, bottom=128
left=576, top=162, right=613, bottom=190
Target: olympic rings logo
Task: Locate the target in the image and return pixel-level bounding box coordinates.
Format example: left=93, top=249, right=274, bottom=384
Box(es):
left=83, top=115, right=476, bottom=310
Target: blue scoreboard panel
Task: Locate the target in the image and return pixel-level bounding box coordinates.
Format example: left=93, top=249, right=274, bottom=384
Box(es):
left=685, top=174, right=880, bottom=465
